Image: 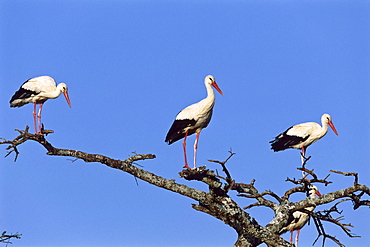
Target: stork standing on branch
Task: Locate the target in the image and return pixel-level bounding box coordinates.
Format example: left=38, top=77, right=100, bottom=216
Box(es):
left=279, top=185, right=322, bottom=247
left=165, top=75, right=223, bottom=169
left=10, top=76, right=71, bottom=134
left=270, top=113, right=338, bottom=165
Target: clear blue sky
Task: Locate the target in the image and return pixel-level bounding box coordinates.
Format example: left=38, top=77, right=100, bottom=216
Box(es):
left=1, top=1, right=369, bottom=246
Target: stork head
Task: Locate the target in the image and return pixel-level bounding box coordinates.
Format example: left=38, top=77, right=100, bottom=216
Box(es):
left=58, top=83, right=72, bottom=108
left=307, top=185, right=321, bottom=198
left=322, top=113, right=338, bottom=136
left=205, top=75, right=224, bottom=96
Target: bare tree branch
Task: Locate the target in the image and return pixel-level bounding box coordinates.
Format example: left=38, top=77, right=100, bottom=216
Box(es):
left=330, top=170, right=359, bottom=186
left=0, top=231, right=21, bottom=245
left=1, top=127, right=369, bottom=247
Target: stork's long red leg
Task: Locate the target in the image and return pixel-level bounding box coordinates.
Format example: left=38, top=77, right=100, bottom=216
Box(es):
left=289, top=230, right=293, bottom=243
left=33, top=103, right=37, bottom=134
left=295, top=229, right=301, bottom=247
left=37, top=103, right=43, bottom=134
left=182, top=131, right=190, bottom=169
left=193, top=132, right=200, bottom=168
left=301, top=146, right=307, bottom=177
left=301, top=147, right=306, bottom=158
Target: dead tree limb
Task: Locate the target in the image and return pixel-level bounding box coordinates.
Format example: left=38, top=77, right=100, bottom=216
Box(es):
left=1, top=127, right=293, bottom=247
left=1, top=127, right=369, bottom=247
left=0, top=231, right=21, bottom=245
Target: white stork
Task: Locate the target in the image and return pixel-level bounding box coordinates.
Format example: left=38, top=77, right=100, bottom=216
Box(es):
left=165, top=75, right=223, bottom=169
left=270, top=113, right=338, bottom=158
left=279, top=185, right=321, bottom=247
left=10, top=75, right=71, bottom=134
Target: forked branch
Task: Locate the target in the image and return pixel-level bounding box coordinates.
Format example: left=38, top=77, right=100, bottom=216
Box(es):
left=1, top=127, right=369, bottom=247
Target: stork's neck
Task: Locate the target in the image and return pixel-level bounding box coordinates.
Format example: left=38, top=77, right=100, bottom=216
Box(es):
left=40, top=84, right=64, bottom=99
left=192, top=82, right=216, bottom=115
left=305, top=193, right=317, bottom=211
left=303, top=192, right=318, bottom=212
left=205, top=82, right=216, bottom=106
left=319, top=117, right=330, bottom=137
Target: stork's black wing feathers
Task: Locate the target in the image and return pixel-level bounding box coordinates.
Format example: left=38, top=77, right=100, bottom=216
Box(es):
left=165, top=119, right=197, bottom=145
left=270, top=126, right=309, bottom=152
left=10, top=88, right=36, bottom=102
left=9, top=78, right=40, bottom=106
left=278, top=212, right=303, bottom=234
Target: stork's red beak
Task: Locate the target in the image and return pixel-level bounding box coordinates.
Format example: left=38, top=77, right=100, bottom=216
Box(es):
left=328, top=121, right=338, bottom=136
left=315, top=190, right=322, bottom=197
left=63, top=91, right=72, bottom=107
left=212, top=81, right=224, bottom=96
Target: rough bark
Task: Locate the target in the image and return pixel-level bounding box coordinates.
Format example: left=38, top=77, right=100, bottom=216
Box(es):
left=1, top=127, right=369, bottom=247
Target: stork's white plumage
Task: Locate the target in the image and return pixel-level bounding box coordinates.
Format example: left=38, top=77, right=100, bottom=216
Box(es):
left=279, top=185, right=321, bottom=247
left=270, top=114, right=338, bottom=157
left=10, top=75, right=71, bottom=134
left=165, top=75, right=223, bottom=169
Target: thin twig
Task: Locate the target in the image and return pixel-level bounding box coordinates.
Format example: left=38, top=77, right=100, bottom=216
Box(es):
left=330, top=170, right=359, bottom=185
